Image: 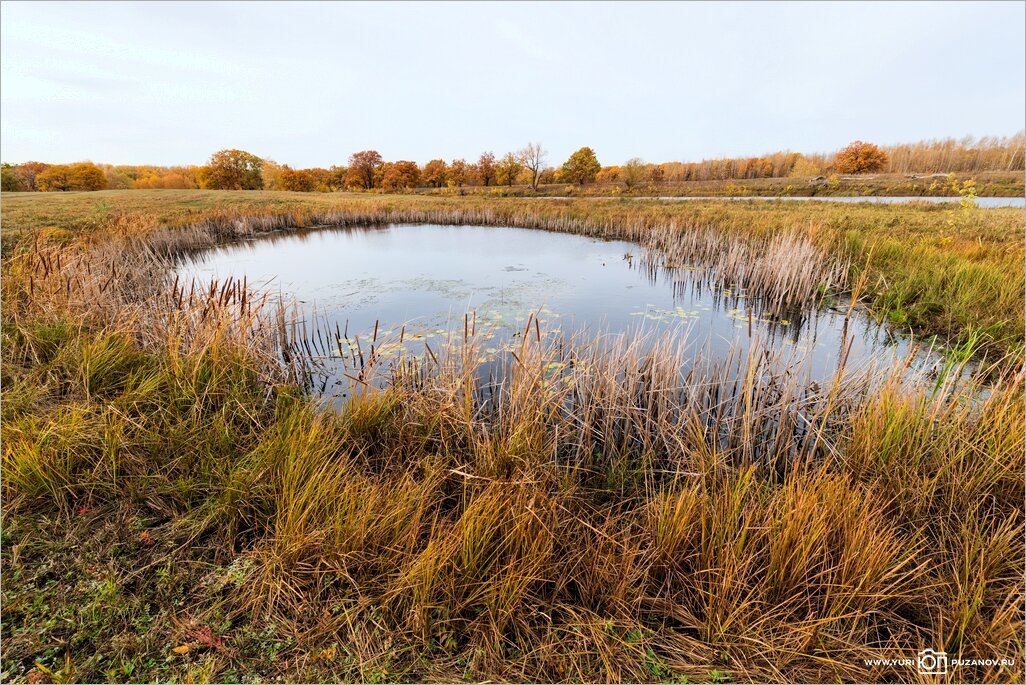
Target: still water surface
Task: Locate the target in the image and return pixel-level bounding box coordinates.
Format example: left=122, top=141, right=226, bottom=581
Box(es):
left=178, top=224, right=937, bottom=394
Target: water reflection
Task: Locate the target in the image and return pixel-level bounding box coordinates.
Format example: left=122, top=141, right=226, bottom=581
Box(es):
left=176, top=223, right=937, bottom=397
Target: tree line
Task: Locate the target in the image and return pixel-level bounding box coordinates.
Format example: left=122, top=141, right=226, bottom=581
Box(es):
left=3, top=134, right=1022, bottom=193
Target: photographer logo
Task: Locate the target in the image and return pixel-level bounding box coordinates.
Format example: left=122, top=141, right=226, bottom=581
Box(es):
left=918, top=649, right=948, bottom=676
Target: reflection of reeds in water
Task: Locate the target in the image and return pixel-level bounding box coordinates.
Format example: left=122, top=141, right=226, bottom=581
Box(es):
left=155, top=204, right=850, bottom=315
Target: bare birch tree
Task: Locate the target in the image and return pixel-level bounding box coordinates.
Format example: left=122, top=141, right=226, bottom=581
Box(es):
left=518, top=142, right=547, bottom=191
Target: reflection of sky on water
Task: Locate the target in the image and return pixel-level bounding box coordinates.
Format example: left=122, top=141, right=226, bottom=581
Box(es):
left=177, top=223, right=935, bottom=394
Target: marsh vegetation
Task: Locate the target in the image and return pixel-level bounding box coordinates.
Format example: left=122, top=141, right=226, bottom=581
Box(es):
left=1, top=191, right=1023, bottom=683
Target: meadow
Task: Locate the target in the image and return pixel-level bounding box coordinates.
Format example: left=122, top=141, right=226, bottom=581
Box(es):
left=1, top=190, right=1023, bottom=683
left=413, top=170, right=1026, bottom=199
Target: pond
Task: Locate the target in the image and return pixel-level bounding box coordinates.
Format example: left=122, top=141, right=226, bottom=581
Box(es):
left=177, top=224, right=941, bottom=398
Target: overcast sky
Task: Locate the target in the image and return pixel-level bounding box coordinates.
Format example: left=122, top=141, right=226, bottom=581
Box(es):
left=2, top=1, right=1023, bottom=167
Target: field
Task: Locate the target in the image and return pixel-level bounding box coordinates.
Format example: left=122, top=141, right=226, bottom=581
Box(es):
left=1, top=190, right=1024, bottom=683
left=412, top=170, right=1026, bottom=199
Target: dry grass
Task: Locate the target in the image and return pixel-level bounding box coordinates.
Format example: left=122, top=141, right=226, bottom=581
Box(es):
left=1, top=192, right=1023, bottom=683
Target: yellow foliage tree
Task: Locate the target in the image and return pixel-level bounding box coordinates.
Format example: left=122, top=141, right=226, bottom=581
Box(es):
left=561, top=147, right=601, bottom=184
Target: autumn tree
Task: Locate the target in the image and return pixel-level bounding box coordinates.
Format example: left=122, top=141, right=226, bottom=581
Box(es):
left=596, top=166, right=621, bottom=184
left=36, top=165, right=72, bottom=191
left=101, top=165, right=132, bottom=190
left=422, top=159, right=448, bottom=188
left=477, top=152, right=496, bottom=186
left=621, top=158, right=647, bottom=190
left=302, top=168, right=332, bottom=192
left=327, top=166, right=348, bottom=192
left=788, top=155, right=822, bottom=177
left=127, top=165, right=200, bottom=189
left=1, top=164, right=23, bottom=191
left=69, top=163, right=107, bottom=190
left=496, top=152, right=523, bottom=187
left=35, top=162, right=106, bottom=191
left=380, top=161, right=421, bottom=191
left=261, top=159, right=284, bottom=190
left=833, top=141, right=889, bottom=174
left=15, top=161, right=50, bottom=191
left=517, top=142, right=547, bottom=191
left=464, top=164, right=483, bottom=187
left=200, top=149, right=263, bottom=189
left=344, top=150, right=383, bottom=190
left=379, top=163, right=399, bottom=191
left=278, top=165, right=316, bottom=192
left=447, top=159, right=468, bottom=187
left=561, top=146, right=601, bottom=184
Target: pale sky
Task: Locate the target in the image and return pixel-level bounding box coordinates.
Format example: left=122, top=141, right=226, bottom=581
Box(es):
left=2, top=1, right=1024, bottom=168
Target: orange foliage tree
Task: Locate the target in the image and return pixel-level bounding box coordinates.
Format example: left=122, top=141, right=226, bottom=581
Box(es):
left=477, top=152, right=496, bottom=186
left=279, top=166, right=316, bottom=192
left=301, top=167, right=336, bottom=192
left=446, top=159, right=468, bottom=187
left=345, top=150, right=383, bottom=190
left=35, top=166, right=72, bottom=191
left=199, top=149, right=263, bottom=189
left=422, top=159, right=448, bottom=188
left=15, top=161, right=51, bottom=190
left=833, top=141, right=889, bottom=174
left=380, top=161, right=421, bottom=191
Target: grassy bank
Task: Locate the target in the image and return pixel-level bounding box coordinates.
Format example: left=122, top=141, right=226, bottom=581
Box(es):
left=405, top=171, right=1025, bottom=198
left=400, top=170, right=1026, bottom=197
left=1, top=191, right=1024, bottom=683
